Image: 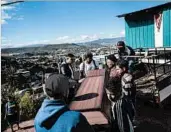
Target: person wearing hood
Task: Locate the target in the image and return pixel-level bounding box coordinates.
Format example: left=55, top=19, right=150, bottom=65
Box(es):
left=34, top=74, right=94, bottom=132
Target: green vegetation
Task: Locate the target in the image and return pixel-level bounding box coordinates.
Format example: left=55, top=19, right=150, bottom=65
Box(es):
left=19, top=92, right=35, bottom=120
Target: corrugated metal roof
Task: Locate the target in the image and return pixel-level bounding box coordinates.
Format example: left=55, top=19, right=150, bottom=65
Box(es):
left=117, top=2, right=171, bottom=18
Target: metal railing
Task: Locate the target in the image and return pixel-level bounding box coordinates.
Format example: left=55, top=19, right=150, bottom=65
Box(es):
left=133, top=47, right=171, bottom=86
left=105, top=47, right=171, bottom=85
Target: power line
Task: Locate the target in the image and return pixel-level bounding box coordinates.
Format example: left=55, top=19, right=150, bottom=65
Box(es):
left=1, top=1, right=24, bottom=6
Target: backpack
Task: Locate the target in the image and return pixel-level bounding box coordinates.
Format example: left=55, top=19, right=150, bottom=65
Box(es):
left=81, top=60, right=98, bottom=78
left=83, top=60, right=98, bottom=71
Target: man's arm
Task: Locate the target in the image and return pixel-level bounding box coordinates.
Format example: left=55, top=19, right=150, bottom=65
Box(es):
left=60, top=65, right=67, bottom=76
left=79, top=63, right=84, bottom=79
left=127, top=46, right=135, bottom=56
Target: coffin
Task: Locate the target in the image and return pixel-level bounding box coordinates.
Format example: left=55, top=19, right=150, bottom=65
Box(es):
left=69, top=69, right=111, bottom=130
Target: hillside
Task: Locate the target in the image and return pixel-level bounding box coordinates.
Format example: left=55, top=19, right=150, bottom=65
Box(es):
left=78, top=37, right=125, bottom=46
left=1, top=37, right=125, bottom=54
left=1, top=43, right=86, bottom=54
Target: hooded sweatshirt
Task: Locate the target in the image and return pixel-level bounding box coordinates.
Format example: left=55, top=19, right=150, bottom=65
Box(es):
left=34, top=99, right=94, bottom=132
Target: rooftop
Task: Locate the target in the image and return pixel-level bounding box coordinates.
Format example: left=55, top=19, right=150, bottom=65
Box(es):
left=117, top=2, right=171, bottom=18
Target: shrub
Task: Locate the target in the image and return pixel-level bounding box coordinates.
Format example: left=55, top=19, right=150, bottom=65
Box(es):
left=19, top=92, right=44, bottom=121
left=19, top=92, right=36, bottom=120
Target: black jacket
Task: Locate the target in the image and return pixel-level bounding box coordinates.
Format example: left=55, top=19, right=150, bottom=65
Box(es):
left=60, top=63, right=73, bottom=79
left=118, top=46, right=135, bottom=57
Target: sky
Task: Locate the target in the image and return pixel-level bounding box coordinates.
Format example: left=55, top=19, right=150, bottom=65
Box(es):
left=1, top=1, right=165, bottom=48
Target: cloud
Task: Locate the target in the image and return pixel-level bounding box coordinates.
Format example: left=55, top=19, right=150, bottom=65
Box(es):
left=120, top=30, right=125, bottom=36
left=11, top=39, right=51, bottom=48
left=1, top=36, right=13, bottom=48
left=109, top=30, right=125, bottom=38
left=1, top=1, right=22, bottom=24
left=1, top=0, right=7, bottom=5
left=1, top=6, right=14, bottom=24
left=80, top=35, right=89, bottom=40
left=1, top=19, right=7, bottom=24
left=53, top=34, right=100, bottom=44
left=1, top=36, right=11, bottom=43
left=80, top=34, right=99, bottom=41
left=3, top=33, right=104, bottom=48
left=1, top=6, right=15, bottom=10
left=56, top=36, right=70, bottom=40
left=29, top=40, right=50, bottom=45
left=42, top=40, right=49, bottom=43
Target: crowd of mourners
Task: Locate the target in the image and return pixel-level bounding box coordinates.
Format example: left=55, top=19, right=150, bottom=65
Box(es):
left=5, top=41, right=138, bottom=132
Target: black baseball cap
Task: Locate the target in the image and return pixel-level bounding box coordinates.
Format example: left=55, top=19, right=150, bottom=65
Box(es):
left=116, top=41, right=125, bottom=48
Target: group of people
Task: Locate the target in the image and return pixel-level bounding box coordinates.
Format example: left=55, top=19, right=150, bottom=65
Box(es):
left=59, top=40, right=135, bottom=81
left=34, top=41, right=137, bottom=132
left=5, top=41, right=137, bottom=132
left=105, top=56, right=136, bottom=132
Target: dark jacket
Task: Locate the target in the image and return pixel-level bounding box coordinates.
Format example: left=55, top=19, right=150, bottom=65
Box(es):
left=60, top=63, right=73, bottom=79
left=34, top=99, right=94, bottom=132
left=118, top=46, right=135, bottom=57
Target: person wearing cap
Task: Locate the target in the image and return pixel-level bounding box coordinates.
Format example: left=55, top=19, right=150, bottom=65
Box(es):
left=116, top=41, right=135, bottom=73
left=34, top=74, right=94, bottom=132
left=79, top=52, right=99, bottom=79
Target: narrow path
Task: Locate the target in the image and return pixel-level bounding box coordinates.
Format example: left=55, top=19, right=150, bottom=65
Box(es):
left=4, top=120, right=35, bottom=132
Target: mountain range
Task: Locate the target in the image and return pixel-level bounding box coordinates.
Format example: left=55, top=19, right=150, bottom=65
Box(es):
left=1, top=37, right=125, bottom=53
left=78, top=37, right=125, bottom=46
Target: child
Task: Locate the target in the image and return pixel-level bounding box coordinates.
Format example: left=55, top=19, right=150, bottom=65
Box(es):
left=5, top=96, right=20, bottom=132
left=116, top=59, right=137, bottom=127
left=116, top=59, right=136, bottom=106
left=106, top=76, right=134, bottom=132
